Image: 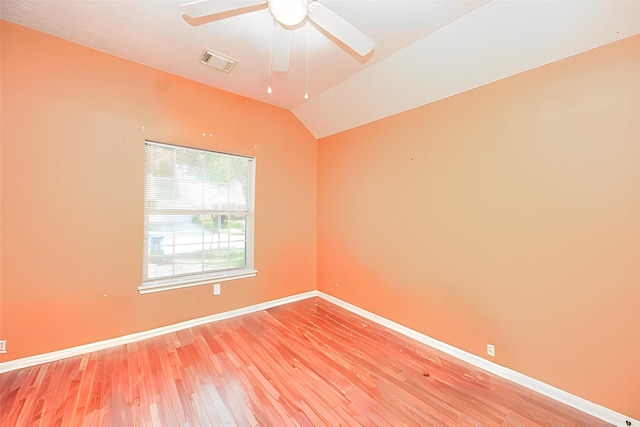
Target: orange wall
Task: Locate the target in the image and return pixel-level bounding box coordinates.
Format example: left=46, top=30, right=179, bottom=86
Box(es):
left=0, top=22, right=316, bottom=361
left=317, top=36, right=640, bottom=417
left=2, top=19, right=639, bottom=420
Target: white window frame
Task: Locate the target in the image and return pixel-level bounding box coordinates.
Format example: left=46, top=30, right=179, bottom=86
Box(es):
left=139, top=141, right=256, bottom=294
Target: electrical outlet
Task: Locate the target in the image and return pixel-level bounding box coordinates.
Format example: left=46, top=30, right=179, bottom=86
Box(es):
left=0, top=340, right=6, bottom=353
left=487, top=344, right=495, bottom=357
left=213, top=283, right=221, bottom=295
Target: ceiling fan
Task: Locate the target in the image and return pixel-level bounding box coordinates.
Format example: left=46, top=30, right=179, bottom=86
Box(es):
left=180, top=0, right=375, bottom=72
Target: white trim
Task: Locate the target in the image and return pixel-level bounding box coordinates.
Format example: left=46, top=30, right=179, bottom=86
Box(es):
left=138, top=269, right=257, bottom=294
left=317, top=291, right=639, bottom=427
left=0, top=290, right=316, bottom=374
left=1, top=290, right=636, bottom=425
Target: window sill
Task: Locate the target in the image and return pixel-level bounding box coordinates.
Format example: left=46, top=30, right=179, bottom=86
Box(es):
left=138, top=269, right=257, bottom=294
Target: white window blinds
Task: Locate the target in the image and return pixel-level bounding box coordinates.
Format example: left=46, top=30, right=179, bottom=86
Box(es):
left=140, top=141, right=256, bottom=294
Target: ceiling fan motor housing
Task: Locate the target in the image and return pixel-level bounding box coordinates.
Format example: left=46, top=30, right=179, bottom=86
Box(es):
left=268, top=0, right=308, bottom=28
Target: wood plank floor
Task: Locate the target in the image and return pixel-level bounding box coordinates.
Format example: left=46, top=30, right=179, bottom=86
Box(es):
left=0, top=297, right=611, bottom=426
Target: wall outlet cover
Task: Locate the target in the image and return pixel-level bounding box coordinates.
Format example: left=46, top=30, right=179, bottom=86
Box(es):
left=487, top=344, right=495, bottom=357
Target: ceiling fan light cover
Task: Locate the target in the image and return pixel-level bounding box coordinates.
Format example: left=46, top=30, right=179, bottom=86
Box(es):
left=269, top=0, right=307, bottom=27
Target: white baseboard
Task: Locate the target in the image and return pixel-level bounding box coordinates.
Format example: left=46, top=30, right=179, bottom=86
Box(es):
left=1, top=289, right=636, bottom=426
left=0, top=290, right=317, bottom=375
left=317, top=291, right=638, bottom=427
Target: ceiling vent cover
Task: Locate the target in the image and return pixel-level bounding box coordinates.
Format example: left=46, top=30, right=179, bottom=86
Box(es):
left=200, top=49, right=237, bottom=72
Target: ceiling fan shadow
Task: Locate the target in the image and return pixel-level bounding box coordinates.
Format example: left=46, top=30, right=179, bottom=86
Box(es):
left=182, top=3, right=267, bottom=27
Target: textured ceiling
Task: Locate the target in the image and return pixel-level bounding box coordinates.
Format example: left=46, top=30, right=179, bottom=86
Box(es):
left=2, top=0, right=639, bottom=138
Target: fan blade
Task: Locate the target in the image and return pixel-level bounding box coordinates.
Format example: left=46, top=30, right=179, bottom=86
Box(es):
left=271, top=23, right=293, bottom=72
left=181, top=0, right=266, bottom=18
left=307, top=3, right=374, bottom=56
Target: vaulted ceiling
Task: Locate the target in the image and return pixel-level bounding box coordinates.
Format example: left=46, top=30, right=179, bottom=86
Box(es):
left=2, top=0, right=639, bottom=137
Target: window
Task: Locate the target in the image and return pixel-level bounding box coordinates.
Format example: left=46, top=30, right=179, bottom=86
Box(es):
left=140, top=141, right=256, bottom=294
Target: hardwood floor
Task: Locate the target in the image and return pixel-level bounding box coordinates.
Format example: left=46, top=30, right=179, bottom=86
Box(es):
left=0, top=297, right=610, bottom=426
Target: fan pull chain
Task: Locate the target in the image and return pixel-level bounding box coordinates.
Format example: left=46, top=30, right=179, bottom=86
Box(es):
left=304, top=23, right=309, bottom=100
left=267, top=19, right=275, bottom=94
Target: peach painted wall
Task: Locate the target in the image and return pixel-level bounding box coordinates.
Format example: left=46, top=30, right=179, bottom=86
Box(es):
left=1, top=17, right=639, bottom=420
left=317, top=35, right=640, bottom=418
left=0, top=22, right=316, bottom=361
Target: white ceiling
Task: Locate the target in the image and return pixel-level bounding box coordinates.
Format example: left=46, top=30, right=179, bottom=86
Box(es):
left=2, top=0, right=639, bottom=138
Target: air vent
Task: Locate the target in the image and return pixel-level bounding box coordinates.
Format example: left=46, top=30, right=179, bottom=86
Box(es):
left=200, top=49, right=238, bottom=72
